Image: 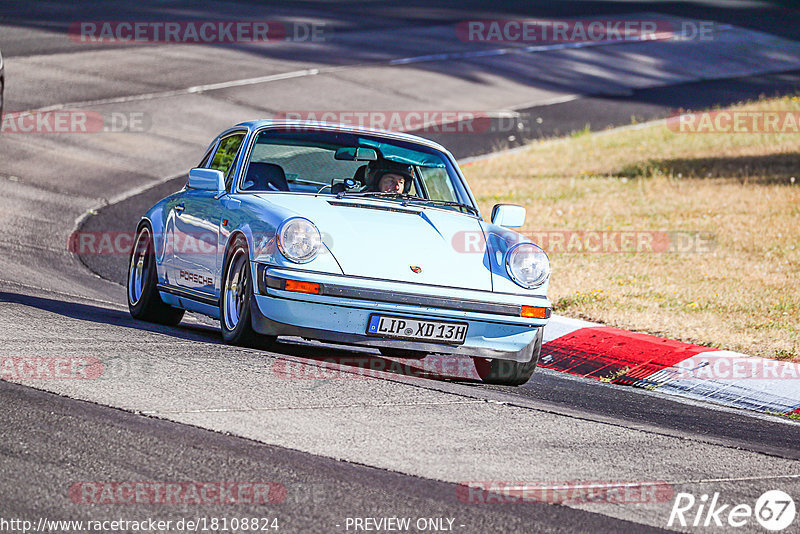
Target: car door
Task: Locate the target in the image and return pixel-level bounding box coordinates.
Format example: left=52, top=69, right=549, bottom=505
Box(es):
left=172, top=132, right=245, bottom=298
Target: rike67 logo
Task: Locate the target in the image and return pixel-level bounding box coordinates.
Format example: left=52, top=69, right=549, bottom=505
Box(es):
left=668, top=490, right=796, bottom=531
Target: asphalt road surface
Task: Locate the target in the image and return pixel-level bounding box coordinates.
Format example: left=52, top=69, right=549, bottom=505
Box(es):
left=1, top=1, right=799, bottom=533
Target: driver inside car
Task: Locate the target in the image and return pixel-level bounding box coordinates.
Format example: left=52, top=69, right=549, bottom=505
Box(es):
left=366, top=161, right=414, bottom=194
left=375, top=172, right=406, bottom=193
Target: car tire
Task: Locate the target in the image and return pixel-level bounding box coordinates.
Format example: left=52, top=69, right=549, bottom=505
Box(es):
left=473, top=327, right=543, bottom=386
left=127, top=224, right=185, bottom=326
left=220, top=236, right=272, bottom=347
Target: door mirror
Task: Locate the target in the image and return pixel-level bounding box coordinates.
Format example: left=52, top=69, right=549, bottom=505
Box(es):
left=491, top=204, right=526, bottom=227
left=188, top=168, right=226, bottom=192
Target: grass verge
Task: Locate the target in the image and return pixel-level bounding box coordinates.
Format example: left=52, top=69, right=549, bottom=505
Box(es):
left=463, top=95, right=800, bottom=361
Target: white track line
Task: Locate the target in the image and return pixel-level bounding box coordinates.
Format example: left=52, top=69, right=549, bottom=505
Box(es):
left=23, top=24, right=718, bottom=115
left=31, top=68, right=326, bottom=113
left=143, top=399, right=489, bottom=415
left=500, top=473, right=800, bottom=492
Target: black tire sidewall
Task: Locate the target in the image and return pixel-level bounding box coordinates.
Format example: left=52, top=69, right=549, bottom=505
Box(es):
left=220, top=237, right=255, bottom=344
left=475, top=326, right=543, bottom=386
left=127, top=224, right=158, bottom=316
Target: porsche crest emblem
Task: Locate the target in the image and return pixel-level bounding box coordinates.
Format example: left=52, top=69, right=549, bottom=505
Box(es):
left=410, top=266, right=422, bottom=274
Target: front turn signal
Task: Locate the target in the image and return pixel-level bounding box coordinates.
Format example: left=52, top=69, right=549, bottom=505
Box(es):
left=521, top=306, right=547, bottom=319
left=284, top=280, right=320, bottom=294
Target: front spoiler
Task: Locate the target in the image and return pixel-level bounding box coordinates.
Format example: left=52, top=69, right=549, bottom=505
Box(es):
left=249, top=299, right=542, bottom=363
left=249, top=265, right=548, bottom=363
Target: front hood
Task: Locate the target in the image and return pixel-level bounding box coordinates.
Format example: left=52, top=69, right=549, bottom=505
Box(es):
left=254, top=194, right=491, bottom=291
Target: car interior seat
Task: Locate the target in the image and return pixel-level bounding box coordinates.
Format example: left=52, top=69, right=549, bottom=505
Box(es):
left=241, top=162, right=290, bottom=192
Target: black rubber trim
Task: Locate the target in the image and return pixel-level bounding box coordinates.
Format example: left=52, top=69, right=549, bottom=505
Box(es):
left=255, top=264, right=550, bottom=299
left=156, top=283, right=219, bottom=307
left=262, top=271, right=551, bottom=318
left=327, top=200, right=422, bottom=214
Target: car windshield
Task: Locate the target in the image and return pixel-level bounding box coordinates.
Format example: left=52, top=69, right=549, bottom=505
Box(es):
left=239, top=128, right=477, bottom=215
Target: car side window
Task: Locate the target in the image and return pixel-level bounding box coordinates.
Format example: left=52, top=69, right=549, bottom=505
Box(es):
left=417, top=167, right=459, bottom=202
left=209, top=133, right=245, bottom=190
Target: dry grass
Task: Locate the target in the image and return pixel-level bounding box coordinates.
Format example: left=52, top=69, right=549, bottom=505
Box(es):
left=463, top=96, right=800, bottom=360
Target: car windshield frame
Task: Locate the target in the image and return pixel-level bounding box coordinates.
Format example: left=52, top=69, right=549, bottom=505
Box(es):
left=235, top=125, right=480, bottom=217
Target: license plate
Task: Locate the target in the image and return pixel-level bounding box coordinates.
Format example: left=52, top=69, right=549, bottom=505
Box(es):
left=366, top=314, right=468, bottom=345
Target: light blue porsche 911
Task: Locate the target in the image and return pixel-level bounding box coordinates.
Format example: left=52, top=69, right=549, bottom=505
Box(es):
left=128, top=121, right=551, bottom=385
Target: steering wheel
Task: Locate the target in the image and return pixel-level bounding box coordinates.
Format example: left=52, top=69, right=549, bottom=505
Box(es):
left=317, top=184, right=331, bottom=194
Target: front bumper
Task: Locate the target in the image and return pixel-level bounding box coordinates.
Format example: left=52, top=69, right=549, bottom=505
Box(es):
left=250, top=265, right=551, bottom=363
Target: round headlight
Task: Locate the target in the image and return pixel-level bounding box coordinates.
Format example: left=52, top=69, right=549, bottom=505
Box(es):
left=277, top=218, right=321, bottom=263
left=506, top=243, right=550, bottom=288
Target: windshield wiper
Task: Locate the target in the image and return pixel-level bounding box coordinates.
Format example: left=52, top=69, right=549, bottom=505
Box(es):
left=336, top=191, right=411, bottom=198
left=336, top=191, right=479, bottom=215
left=401, top=197, right=479, bottom=216
left=335, top=191, right=403, bottom=200
left=288, top=177, right=327, bottom=186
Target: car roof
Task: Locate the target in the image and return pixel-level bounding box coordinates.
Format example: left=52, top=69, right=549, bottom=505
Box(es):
left=233, top=120, right=450, bottom=153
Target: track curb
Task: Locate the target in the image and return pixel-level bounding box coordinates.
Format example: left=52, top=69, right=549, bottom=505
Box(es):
left=542, top=316, right=800, bottom=416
